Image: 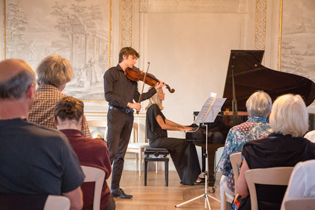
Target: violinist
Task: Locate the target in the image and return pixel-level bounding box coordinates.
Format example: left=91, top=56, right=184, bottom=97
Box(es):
left=103, top=47, right=165, bottom=199
left=146, top=87, right=203, bottom=185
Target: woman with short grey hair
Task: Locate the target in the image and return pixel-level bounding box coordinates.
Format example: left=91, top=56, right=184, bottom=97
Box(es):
left=29, top=54, right=91, bottom=138
left=36, top=54, right=74, bottom=89
left=219, top=90, right=272, bottom=210
left=246, top=90, right=272, bottom=118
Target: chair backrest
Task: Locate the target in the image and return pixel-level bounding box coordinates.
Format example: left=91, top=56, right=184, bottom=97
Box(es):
left=129, top=122, right=139, bottom=143
left=245, top=167, right=294, bottom=210
left=284, top=198, right=315, bottom=210
left=230, top=152, right=242, bottom=193
left=87, top=120, right=107, bottom=140
left=43, top=195, right=70, bottom=210
left=81, top=166, right=106, bottom=210
left=87, top=120, right=107, bottom=128
left=215, top=146, right=224, bottom=169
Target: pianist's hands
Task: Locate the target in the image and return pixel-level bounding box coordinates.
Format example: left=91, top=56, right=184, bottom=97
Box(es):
left=180, top=126, right=195, bottom=132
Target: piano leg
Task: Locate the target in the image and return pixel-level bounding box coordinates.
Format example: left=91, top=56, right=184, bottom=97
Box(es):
left=201, top=147, right=206, bottom=172
left=198, top=143, right=224, bottom=186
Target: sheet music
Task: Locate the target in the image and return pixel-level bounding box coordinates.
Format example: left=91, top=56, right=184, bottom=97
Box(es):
left=194, top=93, right=226, bottom=124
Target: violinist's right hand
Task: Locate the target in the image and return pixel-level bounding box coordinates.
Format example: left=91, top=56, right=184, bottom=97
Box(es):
left=127, top=102, right=141, bottom=112
left=154, top=79, right=165, bottom=90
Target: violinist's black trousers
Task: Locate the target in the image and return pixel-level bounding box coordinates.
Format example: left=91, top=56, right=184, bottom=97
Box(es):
left=107, top=108, right=134, bottom=190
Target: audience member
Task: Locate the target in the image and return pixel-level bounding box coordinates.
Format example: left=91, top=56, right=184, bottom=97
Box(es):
left=146, top=87, right=202, bottom=185
left=280, top=160, right=315, bottom=210
left=0, top=59, right=84, bottom=210
left=236, top=94, right=315, bottom=210
left=28, top=54, right=92, bottom=137
left=54, top=96, right=115, bottom=210
left=219, top=91, right=272, bottom=208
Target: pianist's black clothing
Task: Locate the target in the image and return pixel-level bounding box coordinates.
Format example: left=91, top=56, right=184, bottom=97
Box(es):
left=146, top=104, right=201, bottom=185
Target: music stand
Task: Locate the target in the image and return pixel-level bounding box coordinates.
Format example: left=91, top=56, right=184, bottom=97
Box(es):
left=175, top=94, right=225, bottom=209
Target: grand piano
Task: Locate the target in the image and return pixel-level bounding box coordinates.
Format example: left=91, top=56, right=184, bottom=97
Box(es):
left=186, top=50, right=315, bottom=187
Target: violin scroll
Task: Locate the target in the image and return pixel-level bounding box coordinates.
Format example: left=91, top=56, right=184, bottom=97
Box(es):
left=166, top=85, right=175, bottom=93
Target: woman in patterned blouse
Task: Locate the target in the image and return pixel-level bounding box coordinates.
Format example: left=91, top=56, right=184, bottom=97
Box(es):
left=219, top=90, right=272, bottom=210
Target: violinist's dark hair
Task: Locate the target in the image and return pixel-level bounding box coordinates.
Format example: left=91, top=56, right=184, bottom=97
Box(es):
left=54, top=96, right=84, bottom=122
left=119, top=47, right=140, bottom=63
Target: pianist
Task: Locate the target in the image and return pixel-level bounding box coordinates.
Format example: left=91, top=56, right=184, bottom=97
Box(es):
left=146, top=87, right=203, bottom=185
left=219, top=91, right=272, bottom=209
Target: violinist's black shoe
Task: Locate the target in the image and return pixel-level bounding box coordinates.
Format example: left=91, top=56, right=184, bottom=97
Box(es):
left=111, top=188, right=133, bottom=199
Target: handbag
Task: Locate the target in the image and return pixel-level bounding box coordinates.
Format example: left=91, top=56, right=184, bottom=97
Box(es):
left=232, top=194, right=250, bottom=210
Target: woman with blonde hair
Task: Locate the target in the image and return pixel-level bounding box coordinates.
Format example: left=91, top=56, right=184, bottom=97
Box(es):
left=236, top=94, right=315, bottom=210
left=146, top=87, right=202, bottom=185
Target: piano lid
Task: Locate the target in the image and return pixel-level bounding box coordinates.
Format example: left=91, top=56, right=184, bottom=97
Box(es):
left=222, top=50, right=315, bottom=111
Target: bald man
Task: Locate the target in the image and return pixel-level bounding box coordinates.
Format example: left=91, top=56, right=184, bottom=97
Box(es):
left=0, top=59, right=85, bottom=210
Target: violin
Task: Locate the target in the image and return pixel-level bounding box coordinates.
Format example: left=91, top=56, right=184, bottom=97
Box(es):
left=125, top=67, right=175, bottom=93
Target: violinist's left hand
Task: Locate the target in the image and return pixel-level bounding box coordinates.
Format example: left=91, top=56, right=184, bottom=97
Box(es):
left=155, top=80, right=165, bottom=90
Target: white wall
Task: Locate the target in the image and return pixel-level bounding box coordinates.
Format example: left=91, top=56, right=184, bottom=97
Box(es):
left=141, top=12, right=242, bottom=129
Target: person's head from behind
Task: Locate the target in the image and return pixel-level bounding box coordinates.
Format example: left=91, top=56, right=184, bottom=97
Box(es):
left=269, top=94, right=308, bottom=137
left=54, top=96, right=84, bottom=131
left=118, top=47, right=140, bottom=68
left=146, top=87, right=165, bottom=111
left=0, top=59, right=36, bottom=111
left=36, top=54, right=74, bottom=90
left=246, top=90, right=272, bottom=118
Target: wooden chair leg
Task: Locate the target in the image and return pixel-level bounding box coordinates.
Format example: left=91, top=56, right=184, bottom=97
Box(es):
left=135, top=153, right=138, bottom=172
left=165, top=160, right=168, bottom=186
left=139, top=149, right=142, bottom=177
left=223, top=192, right=227, bottom=210
left=156, top=162, right=158, bottom=173
left=144, top=159, right=148, bottom=186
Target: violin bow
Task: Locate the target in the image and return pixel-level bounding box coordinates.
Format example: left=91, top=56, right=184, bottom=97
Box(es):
left=136, top=62, right=150, bottom=114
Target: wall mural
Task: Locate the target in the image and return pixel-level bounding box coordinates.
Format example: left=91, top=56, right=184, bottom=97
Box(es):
left=281, top=0, right=315, bottom=81
left=5, top=0, right=110, bottom=100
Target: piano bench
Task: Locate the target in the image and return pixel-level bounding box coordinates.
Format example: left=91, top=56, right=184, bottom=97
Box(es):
left=144, top=146, right=169, bottom=186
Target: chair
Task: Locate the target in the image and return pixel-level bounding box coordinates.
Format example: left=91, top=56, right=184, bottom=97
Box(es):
left=144, top=146, right=169, bottom=186
left=81, top=166, right=106, bottom=210
left=245, top=167, right=294, bottom=210
left=44, top=195, right=70, bottom=210
left=284, top=198, right=315, bottom=210
left=0, top=194, right=48, bottom=210
left=87, top=120, right=107, bottom=140
left=223, top=152, right=242, bottom=210
left=126, top=122, right=149, bottom=176
left=230, top=152, right=242, bottom=193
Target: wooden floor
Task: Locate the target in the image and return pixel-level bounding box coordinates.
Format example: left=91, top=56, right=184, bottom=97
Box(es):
left=108, top=171, right=222, bottom=210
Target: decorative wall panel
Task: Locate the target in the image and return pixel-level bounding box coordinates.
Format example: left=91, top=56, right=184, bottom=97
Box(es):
left=280, top=0, right=315, bottom=82
left=4, top=0, right=111, bottom=100
left=122, top=0, right=132, bottom=47
left=255, top=0, right=266, bottom=51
